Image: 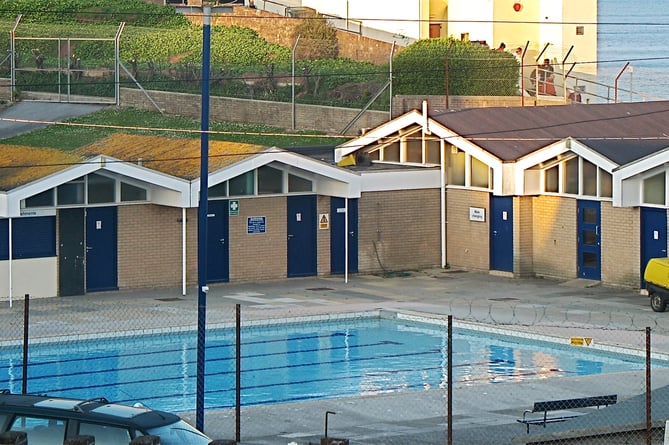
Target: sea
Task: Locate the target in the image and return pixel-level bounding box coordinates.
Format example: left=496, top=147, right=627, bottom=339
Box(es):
left=597, top=0, right=669, bottom=101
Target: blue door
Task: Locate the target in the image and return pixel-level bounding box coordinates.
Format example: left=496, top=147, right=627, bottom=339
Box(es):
left=577, top=200, right=601, bottom=280
left=641, top=207, right=668, bottom=287
left=207, top=200, right=230, bottom=283
left=330, top=197, right=358, bottom=275
left=490, top=196, right=513, bottom=272
left=287, top=195, right=317, bottom=277
left=86, top=206, right=118, bottom=292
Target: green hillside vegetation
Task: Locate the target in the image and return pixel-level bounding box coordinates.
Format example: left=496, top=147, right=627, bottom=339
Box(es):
left=1, top=109, right=348, bottom=150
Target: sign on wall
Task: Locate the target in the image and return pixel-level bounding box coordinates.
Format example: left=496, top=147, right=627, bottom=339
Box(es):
left=247, top=216, right=266, bottom=234
left=229, top=200, right=239, bottom=216
left=469, top=207, right=486, bottom=222
left=319, top=213, right=329, bottom=230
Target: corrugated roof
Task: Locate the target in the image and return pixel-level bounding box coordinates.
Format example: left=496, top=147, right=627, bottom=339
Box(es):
left=77, top=133, right=267, bottom=180
left=431, top=101, right=669, bottom=164
left=0, top=145, right=85, bottom=190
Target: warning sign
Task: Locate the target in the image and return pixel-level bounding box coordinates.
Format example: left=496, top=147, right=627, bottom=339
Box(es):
left=570, top=337, right=593, bottom=347
left=319, top=213, right=329, bottom=230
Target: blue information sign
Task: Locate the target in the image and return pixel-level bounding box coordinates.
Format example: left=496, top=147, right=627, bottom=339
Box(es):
left=247, top=216, right=266, bottom=234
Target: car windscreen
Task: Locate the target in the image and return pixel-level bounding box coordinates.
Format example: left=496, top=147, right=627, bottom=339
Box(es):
left=145, top=419, right=211, bottom=445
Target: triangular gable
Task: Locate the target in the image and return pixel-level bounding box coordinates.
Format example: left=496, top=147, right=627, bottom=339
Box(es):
left=193, top=147, right=361, bottom=206
left=4, top=155, right=190, bottom=217
left=335, top=110, right=423, bottom=162
left=335, top=108, right=503, bottom=170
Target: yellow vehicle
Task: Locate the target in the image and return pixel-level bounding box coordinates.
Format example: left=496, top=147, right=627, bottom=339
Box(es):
left=644, top=258, right=669, bottom=312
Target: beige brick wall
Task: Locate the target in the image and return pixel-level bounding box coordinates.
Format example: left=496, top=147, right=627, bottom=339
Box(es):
left=515, top=196, right=534, bottom=277
left=358, top=189, right=441, bottom=273
left=229, top=196, right=287, bottom=281
left=446, top=188, right=489, bottom=271
left=532, top=196, right=577, bottom=279
left=317, top=195, right=332, bottom=275
left=601, top=202, right=639, bottom=287
left=118, top=204, right=184, bottom=289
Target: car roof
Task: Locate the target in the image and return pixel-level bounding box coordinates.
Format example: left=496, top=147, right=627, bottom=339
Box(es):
left=0, top=392, right=181, bottom=431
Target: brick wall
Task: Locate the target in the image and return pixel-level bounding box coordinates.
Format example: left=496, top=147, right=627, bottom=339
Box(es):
left=515, top=196, right=534, bottom=277
left=120, top=87, right=389, bottom=135
left=601, top=202, right=639, bottom=287
left=358, top=189, right=441, bottom=273
left=118, top=204, right=184, bottom=289
left=392, top=95, right=570, bottom=116
left=317, top=195, right=332, bottom=275
left=532, top=195, right=577, bottom=279
left=229, top=196, right=287, bottom=281
left=446, top=188, right=489, bottom=271
left=210, top=6, right=398, bottom=65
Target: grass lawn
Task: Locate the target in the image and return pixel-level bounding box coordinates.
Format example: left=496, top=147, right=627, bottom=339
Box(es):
left=1, top=108, right=348, bottom=150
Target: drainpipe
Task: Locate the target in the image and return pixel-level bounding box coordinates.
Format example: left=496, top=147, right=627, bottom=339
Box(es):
left=8, top=218, right=12, bottom=307
left=345, top=198, right=349, bottom=284
left=441, top=140, right=446, bottom=268
left=182, top=207, right=187, bottom=296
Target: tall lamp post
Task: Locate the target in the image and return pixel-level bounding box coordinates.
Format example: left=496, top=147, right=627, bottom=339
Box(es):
left=196, top=5, right=211, bottom=433
left=196, top=4, right=231, bottom=433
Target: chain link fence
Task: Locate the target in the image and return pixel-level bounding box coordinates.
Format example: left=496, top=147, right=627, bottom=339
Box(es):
left=1, top=276, right=668, bottom=445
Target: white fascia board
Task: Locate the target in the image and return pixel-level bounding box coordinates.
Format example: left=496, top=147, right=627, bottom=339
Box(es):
left=193, top=149, right=362, bottom=206
left=569, top=139, right=618, bottom=172
left=0, top=193, right=7, bottom=218
left=612, top=145, right=669, bottom=207
left=335, top=110, right=423, bottom=162
left=6, top=158, right=103, bottom=217
left=612, top=145, right=669, bottom=181
left=430, top=123, right=503, bottom=168
left=360, top=169, right=441, bottom=192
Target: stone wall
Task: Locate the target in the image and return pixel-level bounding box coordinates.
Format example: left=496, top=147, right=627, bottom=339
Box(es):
left=120, top=87, right=389, bottom=135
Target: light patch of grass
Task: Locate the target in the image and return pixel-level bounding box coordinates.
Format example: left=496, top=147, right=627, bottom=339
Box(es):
left=1, top=108, right=348, bottom=150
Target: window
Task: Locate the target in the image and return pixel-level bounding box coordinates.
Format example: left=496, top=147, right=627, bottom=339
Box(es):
left=545, top=166, right=559, bottom=193
left=581, top=159, right=597, bottom=196
left=229, top=171, right=254, bottom=196
left=79, top=423, right=131, bottom=445
left=288, top=174, right=312, bottom=192
left=471, top=156, right=490, bottom=188
left=57, top=179, right=85, bottom=205
left=383, top=143, right=400, bottom=162
left=447, top=148, right=465, bottom=186
left=257, top=166, right=283, bottom=194
left=425, top=139, right=441, bottom=164
left=9, top=415, right=66, bottom=445
left=120, top=182, right=148, bottom=202
left=644, top=172, right=665, bottom=205
left=576, top=25, right=584, bottom=35
left=87, top=173, right=115, bottom=204
left=563, top=157, right=579, bottom=194
left=406, top=137, right=422, bottom=163
left=599, top=170, right=612, bottom=198
left=24, top=189, right=54, bottom=208
left=208, top=181, right=227, bottom=198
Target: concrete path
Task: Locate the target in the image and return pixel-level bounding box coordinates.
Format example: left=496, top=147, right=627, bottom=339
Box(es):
left=3, top=269, right=668, bottom=444
left=0, top=101, right=105, bottom=139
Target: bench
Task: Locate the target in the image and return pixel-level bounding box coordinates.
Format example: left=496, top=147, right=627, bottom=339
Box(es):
left=517, top=394, right=617, bottom=433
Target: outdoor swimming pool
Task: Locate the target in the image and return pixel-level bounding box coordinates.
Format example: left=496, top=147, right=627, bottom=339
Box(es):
left=0, top=315, right=659, bottom=413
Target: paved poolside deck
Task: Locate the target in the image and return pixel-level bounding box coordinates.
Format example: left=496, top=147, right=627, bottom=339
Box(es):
left=4, top=268, right=669, bottom=444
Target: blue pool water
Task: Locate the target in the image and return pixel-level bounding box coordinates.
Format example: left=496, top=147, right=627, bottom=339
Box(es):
left=0, top=317, right=658, bottom=413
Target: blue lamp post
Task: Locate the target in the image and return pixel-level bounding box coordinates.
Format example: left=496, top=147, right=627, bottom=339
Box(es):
left=196, top=5, right=211, bottom=433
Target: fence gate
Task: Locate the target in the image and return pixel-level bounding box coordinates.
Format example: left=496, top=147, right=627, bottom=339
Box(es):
left=10, top=17, right=123, bottom=105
